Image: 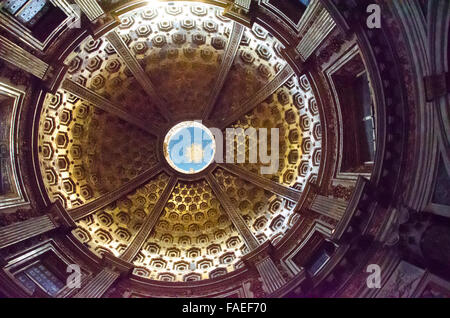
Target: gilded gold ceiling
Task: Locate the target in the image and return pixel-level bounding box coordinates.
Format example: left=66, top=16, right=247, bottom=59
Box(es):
left=73, top=172, right=170, bottom=257
left=38, top=91, right=159, bottom=209
left=133, top=179, right=244, bottom=281
left=228, top=73, right=321, bottom=189
left=37, top=2, right=322, bottom=283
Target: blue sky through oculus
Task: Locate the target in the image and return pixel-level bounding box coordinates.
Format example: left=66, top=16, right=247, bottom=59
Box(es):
left=164, top=122, right=215, bottom=174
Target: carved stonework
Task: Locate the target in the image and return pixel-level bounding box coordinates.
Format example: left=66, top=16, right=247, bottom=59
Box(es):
left=120, top=176, right=177, bottom=262
left=223, top=0, right=253, bottom=27
left=0, top=0, right=360, bottom=296
left=330, top=184, right=354, bottom=201
left=0, top=215, right=56, bottom=249
left=73, top=268, right=120, bottom=298
left=74, top=0, right=105, bottom=22
left=0, top=35, right=49, bottom=79
left=220, top=163, right=302, bottom=202
left=295, top=0, right=336, bottom=61
left=250, top=277, right=267, bottom=298
left=0, top=60, right=30, bottom=86
left=69, top=163, right=163, bottom=220
left=104, top=31, right=170, bottom=121
left=206, top=173, right=260, bottom=250
left=61, top=79, right=162, bottom=135
left=313, top=31, right=354, bottom=67
left=0, top=208, right=39, bottom=227
left=219, top=64, right=294, bottom=128
left=202, top=22, right=244, bottom=120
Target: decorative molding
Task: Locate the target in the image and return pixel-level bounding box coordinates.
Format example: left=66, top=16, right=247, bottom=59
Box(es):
left=0, top=202, right=76, bottom=250
left=105, top=31, right=170, bottom=121
left=389, top=0, right=438, bottom=211
left=203, top=22, right=244, bottom=120
left=219, top=64, right=294, bottom=128
left=102, top=252, right=133, bottom=275
left=0, top=2, right=79, bottom=52
left=0, top=35, right=49, bottom=79
left=206, top=173, right=259, bottom=250
left=331, top=176, right=369, bottom=240
left=61, top=78, right=163, bottom=135
left=50, top=0, right=81, bottom=17
left=255, top=256, right=285, bottom=293
left=281, top=222, right=332, bottom=276
left=294, top=181, right=318, bottom=214
left=242, top=241, right=286, bottom=294
left=74, top=0, right=105, bottom=21
left=424, top=73, right=449, bottom=101
left=311, top=195, right=348, bottom=221
left=223, top=0, right=253, bottom=27
left=0, top=215, right=55, bottom=250
left=427, top=0, right=450, bottom=170
left=0, top=0, right=436, bottom=297
left=73, top=268, right=120, bottom=298
left=48, top=201, right=77, bottom=231
left=295, top=0, right=336, bottom=61
left=70, top=163, right=163, bottom=221
left=219, top=163, right=302, bottom=202
left=0, top=83, right=29, bottom=210
left=317, top=0, right=351, bottom=33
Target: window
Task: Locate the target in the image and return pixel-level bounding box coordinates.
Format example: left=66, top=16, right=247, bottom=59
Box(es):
left=15, top=261, right=65, bottom=297
left=12, top=251, right=69, bottom=297
left=1, top=0, right=68, bottom=42
left=307, top=249, right=331, bottom=275
left=305, top=242, right=335, bottom=276
left=4, top=242, right=86, bottom=297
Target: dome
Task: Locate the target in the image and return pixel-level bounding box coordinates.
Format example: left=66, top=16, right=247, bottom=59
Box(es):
left=0, top=0, right=449, bottom=300
left=37, top=2, right=321, bottom=282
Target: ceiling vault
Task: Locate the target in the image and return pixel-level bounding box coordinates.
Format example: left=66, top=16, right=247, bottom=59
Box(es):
left=202, top=22, right=244, bottom=120
left=205, top=173, right=260, bottom=250
left=105, top=30, right=172, bottom=122
left=120, top=175, right=178, bottom=262
left=218, top=64, right=294, bottom=129
left=219, top=163, right=302, bottom=202
left=19, top=1, right=332, bottom=290
left=61, top=78, right=163, bottom=135
left=69, top=163, right=164, bottom=221
left=0, top=0, right=441, bottom=300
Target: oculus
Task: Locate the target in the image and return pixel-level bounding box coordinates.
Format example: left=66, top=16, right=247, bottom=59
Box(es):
left=164, top=121, right=216, bottom=174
